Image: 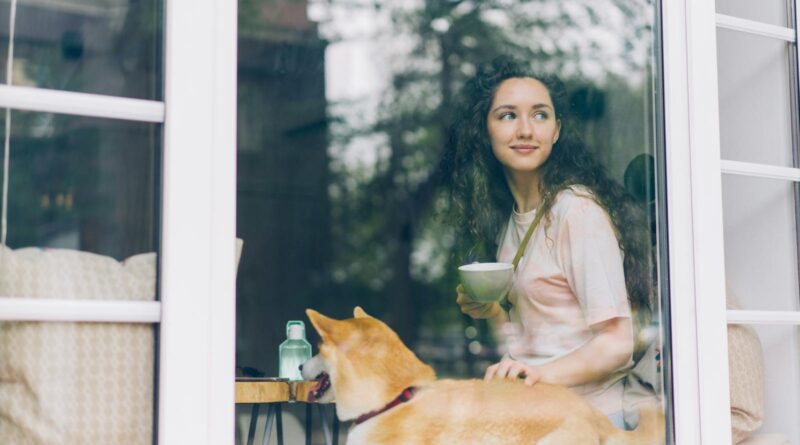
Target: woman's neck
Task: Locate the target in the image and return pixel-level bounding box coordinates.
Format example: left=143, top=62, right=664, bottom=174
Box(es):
left=505, top=171, right=543, bottom=213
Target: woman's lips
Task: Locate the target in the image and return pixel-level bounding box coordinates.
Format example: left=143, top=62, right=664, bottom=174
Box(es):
left=511, top=144, right=537, bottom=153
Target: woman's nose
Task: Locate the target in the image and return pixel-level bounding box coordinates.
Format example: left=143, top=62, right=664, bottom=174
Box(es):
left=516, top=117, right=533, bottom=138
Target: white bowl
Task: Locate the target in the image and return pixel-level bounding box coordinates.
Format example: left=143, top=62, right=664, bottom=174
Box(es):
left=458, top=262, right=514, bottom=303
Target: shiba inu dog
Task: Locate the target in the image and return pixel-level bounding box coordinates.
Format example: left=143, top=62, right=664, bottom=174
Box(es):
left=301, top=307, right=664, bottom=445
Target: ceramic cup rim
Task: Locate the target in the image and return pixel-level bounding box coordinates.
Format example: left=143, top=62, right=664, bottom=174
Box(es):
left=458, top=262, right=514, bottom=272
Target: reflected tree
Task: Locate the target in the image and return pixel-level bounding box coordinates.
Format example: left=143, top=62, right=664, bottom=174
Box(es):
left=3, top=0, right=162, bottom=258
left=232, top=0, right=656, bottom=377
left=314, top=0, right=655, bottom=359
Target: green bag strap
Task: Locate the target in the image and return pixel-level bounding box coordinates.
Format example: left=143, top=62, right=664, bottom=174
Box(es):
left=501, top=207, right=545, bottom=314
left=511, top=207, right=545, bottom=269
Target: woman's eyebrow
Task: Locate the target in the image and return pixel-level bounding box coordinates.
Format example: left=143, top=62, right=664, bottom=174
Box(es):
left=491, top=103, right=553, bottom=113
left=491, top=104, right=517, bottom=113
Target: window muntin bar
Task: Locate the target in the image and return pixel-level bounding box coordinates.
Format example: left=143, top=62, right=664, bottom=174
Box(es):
left=0, top=85, right=164, bottom=122
left=729, top=310, right=800, bottom=324
left=716, top=14, right=795, bottom=41
left=0, top=298, right=161, bottom=322
left=721, top=160, right=800, bottom=181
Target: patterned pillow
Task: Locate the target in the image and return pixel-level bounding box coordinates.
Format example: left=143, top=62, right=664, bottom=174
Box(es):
left=0, top=246, right=157, bottom=445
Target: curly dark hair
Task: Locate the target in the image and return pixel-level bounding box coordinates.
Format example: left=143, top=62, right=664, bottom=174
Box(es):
left=441, top=56, right=654, bottom=325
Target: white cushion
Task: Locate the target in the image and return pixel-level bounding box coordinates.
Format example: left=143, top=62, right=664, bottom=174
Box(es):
left=0, top=246, right=156, bottom=444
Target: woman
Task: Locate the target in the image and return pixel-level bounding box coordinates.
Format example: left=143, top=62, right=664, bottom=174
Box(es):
left=443, top=56, right=653, bottom=427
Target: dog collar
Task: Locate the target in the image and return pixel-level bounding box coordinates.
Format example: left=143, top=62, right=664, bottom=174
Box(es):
left=353, top=387, right=417, bottom=426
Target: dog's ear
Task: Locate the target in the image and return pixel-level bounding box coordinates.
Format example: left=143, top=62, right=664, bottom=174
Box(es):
left=353, top=306, right=371, bottom=319
left=306, top=309, right=338, bottom=340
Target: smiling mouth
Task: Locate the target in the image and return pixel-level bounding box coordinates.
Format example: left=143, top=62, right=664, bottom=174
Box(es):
left=511, top=145, right=537, bottom=151
left=307, top=372, right=331, bottom=402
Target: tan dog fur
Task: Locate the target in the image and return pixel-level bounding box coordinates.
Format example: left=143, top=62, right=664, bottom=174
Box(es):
left=305, top=307, right=664, bottom=445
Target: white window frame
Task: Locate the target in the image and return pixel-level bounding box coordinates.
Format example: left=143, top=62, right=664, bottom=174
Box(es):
left=664, top=0, right=800, bottom=441
left=662, top=0, right=733, bottom=442
left=159, top=0, right=237, bottom=442
left=0, top=0, right=238, bottom=443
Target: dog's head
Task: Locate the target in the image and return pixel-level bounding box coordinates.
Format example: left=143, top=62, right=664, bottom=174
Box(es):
left=302, top=307, right=435, bottom=421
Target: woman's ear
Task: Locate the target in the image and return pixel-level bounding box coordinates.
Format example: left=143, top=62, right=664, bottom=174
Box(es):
left=554, top=119, right=562, bottom=144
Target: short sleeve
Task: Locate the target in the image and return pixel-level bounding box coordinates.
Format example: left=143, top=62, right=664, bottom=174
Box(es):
left=555, top=196, right=632, bottom=325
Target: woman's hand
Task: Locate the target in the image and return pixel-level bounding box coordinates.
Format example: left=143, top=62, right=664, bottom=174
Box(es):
left=456, top=284, right=502, bottom=319
left=484, top=358, right=542, bottom=386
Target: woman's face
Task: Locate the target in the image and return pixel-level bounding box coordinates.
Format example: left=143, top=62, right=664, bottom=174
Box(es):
left=487, top=77, right=561, bottom=177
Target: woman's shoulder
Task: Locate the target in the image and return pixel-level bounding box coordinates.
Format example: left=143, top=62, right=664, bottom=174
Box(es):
left=550, top=185, right=615, bottom=233
left=551, top=185, right=601, bottom=215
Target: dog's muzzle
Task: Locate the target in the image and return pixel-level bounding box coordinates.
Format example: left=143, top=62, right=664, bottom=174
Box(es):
left=307, top=372, right=331, bottom=402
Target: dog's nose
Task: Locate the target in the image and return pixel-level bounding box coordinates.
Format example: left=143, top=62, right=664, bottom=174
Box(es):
left=298, top=364, right=303, bottom=371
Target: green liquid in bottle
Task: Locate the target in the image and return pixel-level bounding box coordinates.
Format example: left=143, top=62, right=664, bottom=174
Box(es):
left=279, top=320, right=312, bottom=381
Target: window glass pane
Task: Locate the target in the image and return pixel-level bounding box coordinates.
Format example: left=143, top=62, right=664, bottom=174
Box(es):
left=2, top=110, right=161, bottom=261
left=722, top=175, right=799, bottom=311
left=0, top=321, right=155, bottom=444
left=236, top=0, right=669, bottom=441
left=716, top=0, right=791, bottom=28
left=717, top=29, right=795, bottom=168
left=0, top=0, right=162, bottom=100
left=728, top=324, right=799, bottom=443
left=0, top=1, right=9, bottom=84
left=0, top=111, right=161, bottom=301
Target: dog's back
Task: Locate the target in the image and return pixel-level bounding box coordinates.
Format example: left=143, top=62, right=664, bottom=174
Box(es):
left=358, top=379, right=594, bottom=445
left=355, top=379, right=662, bottom=445
left=305, top=308, right=664, bottom=445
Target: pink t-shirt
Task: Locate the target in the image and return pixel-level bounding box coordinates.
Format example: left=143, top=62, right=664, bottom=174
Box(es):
left=496, top=186, right=633, bottom=415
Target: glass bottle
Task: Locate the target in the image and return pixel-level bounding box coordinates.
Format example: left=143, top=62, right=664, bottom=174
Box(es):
left=278, top=320, right=312, bottom=381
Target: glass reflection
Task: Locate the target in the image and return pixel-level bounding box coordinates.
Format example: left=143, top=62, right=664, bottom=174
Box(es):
left=723, top=175, right=800, bottom=312
left=716, top=0, right=792, bottom=28
left=717, top=29, right=795, bottom=167
left=0, top=0, right=162, bottom=99
left=236, top=0, right=664, bottom=439
left=3, top=110, right=160, bottom=259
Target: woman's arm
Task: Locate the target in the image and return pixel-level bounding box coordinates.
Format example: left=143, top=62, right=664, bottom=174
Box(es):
left=485, top=316, right=634, bottom=386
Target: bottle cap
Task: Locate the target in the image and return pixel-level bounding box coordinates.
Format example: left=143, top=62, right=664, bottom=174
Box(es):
left=287, top=321, right=305, bottom=340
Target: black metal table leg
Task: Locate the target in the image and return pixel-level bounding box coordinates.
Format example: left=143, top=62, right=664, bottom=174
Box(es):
left=276, top=403, right=284, bottom=445
left=332, top=409, right=339, bottom=445
left=305, top=403, right=313, bottom=445
left=247, top=404, right=260, bottom=445
left=262, top=404, right=276, bottom=445
left=319, top=405, right=332, bottom=445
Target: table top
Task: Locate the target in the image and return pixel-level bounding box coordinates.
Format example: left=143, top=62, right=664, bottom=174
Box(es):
left=235, top=379, right=320, bottom=404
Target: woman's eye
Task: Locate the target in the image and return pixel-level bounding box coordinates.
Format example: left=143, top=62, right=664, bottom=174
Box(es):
left=533, top=112, right=548, bottom=120
left=499, top=112, right=515, bottom=120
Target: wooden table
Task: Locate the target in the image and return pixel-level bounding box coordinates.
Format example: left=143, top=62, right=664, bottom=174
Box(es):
left=235, top=379, right=339, bottom=445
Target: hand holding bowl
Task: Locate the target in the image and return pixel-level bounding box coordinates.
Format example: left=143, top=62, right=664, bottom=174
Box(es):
left=457, top=262, right=513, bottom=303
